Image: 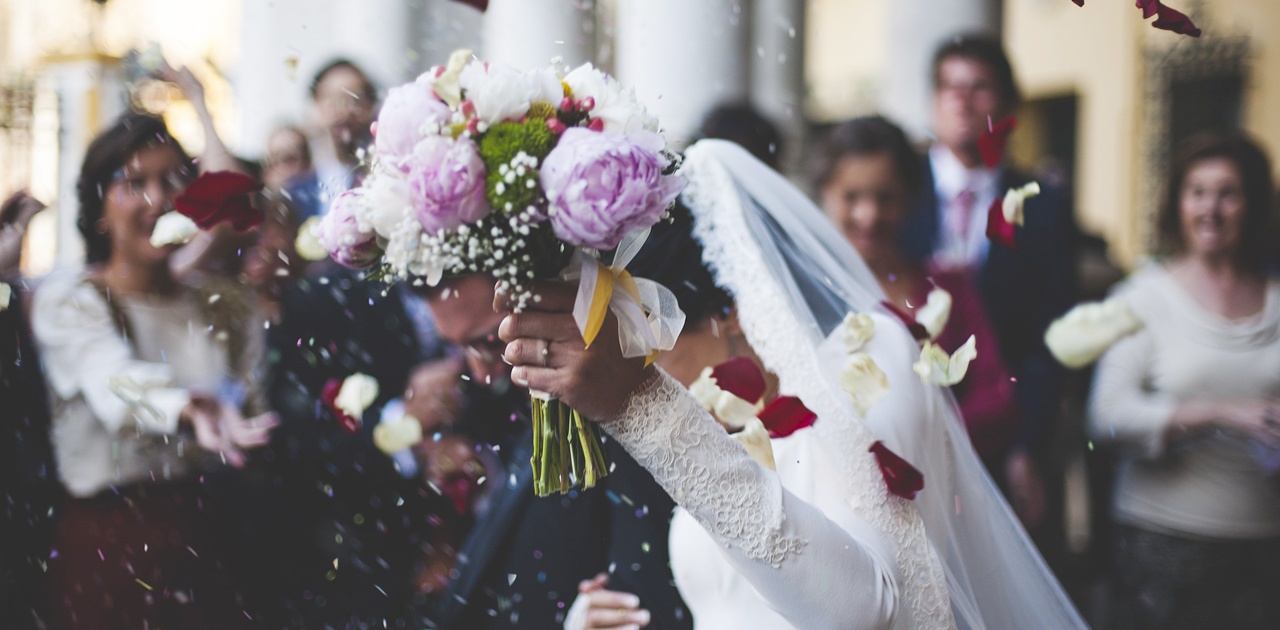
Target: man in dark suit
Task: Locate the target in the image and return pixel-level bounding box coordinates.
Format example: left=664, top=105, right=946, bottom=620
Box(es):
left=899, top=34, right=1079, bottom=531
left=421, top=274, right=691, bottom=630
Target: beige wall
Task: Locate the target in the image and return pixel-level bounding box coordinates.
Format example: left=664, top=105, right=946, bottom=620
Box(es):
left=806, top=0, right=887, bottom=121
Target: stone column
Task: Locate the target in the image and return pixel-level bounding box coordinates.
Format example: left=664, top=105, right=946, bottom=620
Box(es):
left=751, top=0, right=805, bottom=171
left=881, top=0, right=1000, bottom=139
left=614, top=0, right=751, bottom=146
left=483, top=0, right=595, bottom=71
left=415, top=0, right=486, bottom=70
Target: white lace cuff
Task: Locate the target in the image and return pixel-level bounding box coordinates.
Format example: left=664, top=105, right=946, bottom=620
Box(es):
left=603, top=368, right=804, bottom=567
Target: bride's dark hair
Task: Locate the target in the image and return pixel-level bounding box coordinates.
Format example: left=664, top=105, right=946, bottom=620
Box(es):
left=626, top=199, right=732, bottom=323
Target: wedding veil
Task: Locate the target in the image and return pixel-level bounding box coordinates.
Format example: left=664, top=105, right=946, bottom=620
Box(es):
left=676, top=140, right=1087, bottom=630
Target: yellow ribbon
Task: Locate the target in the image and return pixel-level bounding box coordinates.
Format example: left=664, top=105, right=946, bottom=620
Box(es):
left=582, top=260, right=659, bottom=365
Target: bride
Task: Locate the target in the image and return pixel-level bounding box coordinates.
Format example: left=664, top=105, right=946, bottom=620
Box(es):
left=498, top=140, right=1085, bottom=629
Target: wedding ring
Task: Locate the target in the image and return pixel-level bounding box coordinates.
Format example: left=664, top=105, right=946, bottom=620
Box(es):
left=539, top=339, right=550, bottom=367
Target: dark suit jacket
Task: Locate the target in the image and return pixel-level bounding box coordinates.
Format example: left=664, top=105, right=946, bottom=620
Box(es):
left=436, top=394, right=690, bottom=630
left=901, top=155, right=1078, bottom=453
left=233, top=264, right=453, bottom=627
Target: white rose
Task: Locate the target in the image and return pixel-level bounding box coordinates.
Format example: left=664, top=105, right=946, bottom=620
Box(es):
left=1045, top=297, right=1143, bottom=368
left=528, top=65, right=566, bottom=105
left=294, top=216, right=328, bottom=262
left=913, top=335, right=978, bottom=386
left=373, top=415, right=424, bottom=455
left=335, top=373, right=380, bottom=419
left=841, top=312, right=875, bottom=353
left=459, top=61, right=540, bottom=125
left=149, top=211, right=199, bottom=247
left=915, top=287, right=953, bottom=340
left=732, top=417, right=776, bottom=471
left=563, top=63, right=658, bottom=134
left=840, top=352, right=889, bottom=417
left=1002, top=181, right=1041, bottom=227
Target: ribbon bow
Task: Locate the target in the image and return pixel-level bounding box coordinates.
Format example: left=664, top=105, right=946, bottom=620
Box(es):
left=562, top=228, right=685, bottom=365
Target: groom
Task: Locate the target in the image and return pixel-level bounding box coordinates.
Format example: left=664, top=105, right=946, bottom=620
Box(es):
left=417, top=274, right=690, bottom=630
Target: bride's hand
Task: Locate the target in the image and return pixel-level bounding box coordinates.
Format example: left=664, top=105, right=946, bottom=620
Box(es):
left=563, top=573, right=651, bottom=630
left=495, top=280, right=653, bottom=420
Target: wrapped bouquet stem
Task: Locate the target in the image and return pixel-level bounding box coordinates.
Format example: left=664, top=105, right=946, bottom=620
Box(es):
left=318, top=49, right=685, bottom=495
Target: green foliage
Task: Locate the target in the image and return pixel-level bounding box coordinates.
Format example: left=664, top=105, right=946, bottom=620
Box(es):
left=479, top=119, right=555, bottom=214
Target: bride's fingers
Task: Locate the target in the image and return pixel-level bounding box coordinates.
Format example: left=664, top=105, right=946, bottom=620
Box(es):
left=498, top=311, right=580, bottom=344
left=510, top=365, right=559, bottom=394
left=503, top=338, right=564, bottom=368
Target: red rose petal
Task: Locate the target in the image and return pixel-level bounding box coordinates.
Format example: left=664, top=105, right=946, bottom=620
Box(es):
left=1151, top=3, right=1201, bottom=37
left=321, top=378, right=361, bottom=434
left=869, top=441, right=924, bottom=500
left=977, top=116, right=1017, bottom=169
left=758, top=395, right=817, bottom=438
left=711, top=356, right=768, bottom=404
left=985, top=196, right=1017, bottom=249
left=175, top=171, right=264, bottom=232
left=880, top=301, right=930, bottom=342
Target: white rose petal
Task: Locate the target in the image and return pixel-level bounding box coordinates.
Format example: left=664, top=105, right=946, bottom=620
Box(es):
left=732, top=417, right=776, bottom=471
left=294, top=216, right=328, bottom=261
left=149, top=212, right=199, bottom=247
left=913, top=335, right=977, bottom=386
left=687, top=365, right=763, bottom=429
left=841, top=312, right=876, bottom=353
left=688, top=367, right=722, bottom=409
left=431, top=49, right=472, bottom=109
left=0, top=281, right=10, bottom=312
left=1002, top=182, right=1041, bottom=226
left=915, top=287, right=953, bottom=340
left=1045, top=297, right=1143, bottom=368
left=335, top=373, right=380, bottom=419
left=373, top=415, right=424, bottom=455
left=459, top=62, right=542, bottom=125
left=840, top=352, right=889, bottom=417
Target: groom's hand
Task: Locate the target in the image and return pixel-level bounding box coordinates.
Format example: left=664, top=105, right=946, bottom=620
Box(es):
left=495, top=280, right=653, bottom=420
left=564, top=572, right=652, bottom=630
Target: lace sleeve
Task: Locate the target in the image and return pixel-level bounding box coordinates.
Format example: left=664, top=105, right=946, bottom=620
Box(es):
left=603, top=369, right=900, bottom=629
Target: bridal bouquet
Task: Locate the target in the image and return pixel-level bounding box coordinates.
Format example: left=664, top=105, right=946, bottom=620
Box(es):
left=319, top=50, right=685, bottom=496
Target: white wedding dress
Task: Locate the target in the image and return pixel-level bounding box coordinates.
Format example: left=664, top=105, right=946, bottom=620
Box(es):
left=599, top=141, right=1087, bottom=630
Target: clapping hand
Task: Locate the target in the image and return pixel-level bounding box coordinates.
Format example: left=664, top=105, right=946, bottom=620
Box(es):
left=564, top=573, right=652, bottom=630
left=184, top=396, right=278, bottom=468
left=495, top=281, right=653, bottom=420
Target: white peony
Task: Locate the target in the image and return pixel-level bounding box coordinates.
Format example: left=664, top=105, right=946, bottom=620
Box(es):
left=359, top=165, right=414, bottom=238
left=840, top=352, right=889, bottom=417
left=732, top=417, right=776, bottom=471
left=459, top=61, right=544, bottom=125
left=563, top=63, right=659, bottom=134
left=1045, top=297, right=1143, bottom=368
left=915, top=287, right=953, bottom=340
left=1002, top=181, right=1041, bottom=227
left=149, top=211, right=199, bottom=247
left=841, top=312, right=876, bottom=353
left=913, top=335, right=978, bottom=386
left=335, top=373, right=380, bottom=419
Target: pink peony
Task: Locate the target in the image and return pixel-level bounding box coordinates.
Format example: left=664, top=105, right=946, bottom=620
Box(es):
left=405, top=136, right=490, bottom=234
left=376, top=78, right=453, bottom=166
left=539, top=128, right=684, bottom=250
left=318, top=190, right=381, bottom=268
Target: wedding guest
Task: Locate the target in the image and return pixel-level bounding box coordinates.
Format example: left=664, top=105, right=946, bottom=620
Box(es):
left=1089, top=133, right=1280, bottom=629
left=31, top=113, right=277, bottom=628
left=697, top=103, right=785, bottom=170
left=263, top=125, right=313, bottom=191
left=812, top=115, right=1018, bottom=464
left=288, top=59, right=377, bottom=219
left=260, top=262, right=462, bottom=627
left=416, top=274, right=691, bottom=630
left=898, top=34, right=1078, bottom=528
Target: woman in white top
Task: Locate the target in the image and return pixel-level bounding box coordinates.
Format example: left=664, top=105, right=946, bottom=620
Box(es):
left=502, top=141, right=1085, bottom=629
left=1089, top=133, right=1280, bottom=629
left=32, top=113, right=275, bottom=628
